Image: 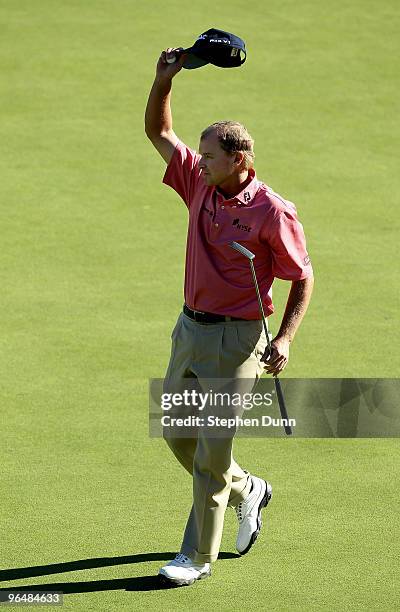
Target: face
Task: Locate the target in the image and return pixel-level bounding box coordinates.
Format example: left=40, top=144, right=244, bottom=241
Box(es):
left=198, top=130, right=243, bottom=187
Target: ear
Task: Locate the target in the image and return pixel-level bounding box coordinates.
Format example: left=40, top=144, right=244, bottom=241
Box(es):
left=234, top=151, right=245, bottom=168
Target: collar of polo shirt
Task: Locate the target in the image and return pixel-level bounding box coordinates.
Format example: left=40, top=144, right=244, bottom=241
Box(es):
left=214, top=168, right=260, bottom=206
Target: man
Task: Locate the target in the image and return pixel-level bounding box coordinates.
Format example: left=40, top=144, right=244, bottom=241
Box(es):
left=145, top=47, right=314, bottom=586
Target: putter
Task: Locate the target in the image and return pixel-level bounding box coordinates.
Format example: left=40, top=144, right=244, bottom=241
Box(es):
left=229, top=241, right=292, bottom=436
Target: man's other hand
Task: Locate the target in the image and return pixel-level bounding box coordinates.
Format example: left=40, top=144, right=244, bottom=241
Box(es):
left=261, top=336, right=290, bottom=376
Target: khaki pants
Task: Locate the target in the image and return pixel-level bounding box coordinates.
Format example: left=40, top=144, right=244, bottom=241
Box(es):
left=163, top=311, right=268, bottom=563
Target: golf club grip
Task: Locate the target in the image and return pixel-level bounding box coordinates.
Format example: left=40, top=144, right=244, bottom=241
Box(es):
left=274, top=378, right=292, bottom=436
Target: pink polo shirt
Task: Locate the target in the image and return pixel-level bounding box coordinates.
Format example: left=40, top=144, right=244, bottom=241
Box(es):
left=163, top=140, right=313, bottom=320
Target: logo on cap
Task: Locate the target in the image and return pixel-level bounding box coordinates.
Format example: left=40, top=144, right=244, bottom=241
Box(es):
left=209, top=38, right=230, bottom=44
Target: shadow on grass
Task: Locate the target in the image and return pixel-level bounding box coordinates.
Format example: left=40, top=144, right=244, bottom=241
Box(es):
left=0, top=551, right=240, bottom=593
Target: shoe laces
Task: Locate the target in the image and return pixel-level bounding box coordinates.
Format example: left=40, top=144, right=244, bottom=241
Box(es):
left=235, top=501, right=244, bottom=523
left=175, top=553, right=190, bottom=564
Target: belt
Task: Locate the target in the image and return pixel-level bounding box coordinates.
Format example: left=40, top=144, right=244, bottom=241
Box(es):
left=183, top=304, right=245, bottom=324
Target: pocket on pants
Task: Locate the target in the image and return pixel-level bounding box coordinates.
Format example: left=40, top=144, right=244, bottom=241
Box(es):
left=236, top=322, right=263, bottom=355
left=254, top=333, right=268, bottom=360
left=170, top=313, right=183, bottom=340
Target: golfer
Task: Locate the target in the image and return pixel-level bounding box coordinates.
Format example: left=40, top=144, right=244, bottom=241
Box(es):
left=145, top=47, right=314, bottom=586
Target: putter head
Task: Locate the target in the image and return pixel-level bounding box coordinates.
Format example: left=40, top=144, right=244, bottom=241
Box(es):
left=229, top=241, right=255, bottom=260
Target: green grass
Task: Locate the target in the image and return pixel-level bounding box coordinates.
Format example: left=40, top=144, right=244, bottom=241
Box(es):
left=1, top=0, right=399, bottom=609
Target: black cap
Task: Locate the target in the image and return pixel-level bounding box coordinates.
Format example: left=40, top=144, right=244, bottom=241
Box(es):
left=181, top=29, right=247, bottom=70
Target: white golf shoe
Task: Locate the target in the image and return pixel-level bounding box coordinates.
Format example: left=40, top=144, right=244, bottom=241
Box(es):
left=158, top=553, right=211, bottom=586
left=235, top=475, right=272, bottom=555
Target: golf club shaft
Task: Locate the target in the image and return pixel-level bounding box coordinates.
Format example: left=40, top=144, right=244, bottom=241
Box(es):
left=249, top=260, right=292, bottom=436
left=249, top=261, right=271, bottom=351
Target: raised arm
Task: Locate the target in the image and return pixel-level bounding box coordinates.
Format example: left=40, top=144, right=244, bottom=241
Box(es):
left=145, top=48, right=186, bottom=164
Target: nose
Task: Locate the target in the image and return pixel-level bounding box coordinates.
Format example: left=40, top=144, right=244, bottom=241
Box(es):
left=199, top=156, right=207, bottom=170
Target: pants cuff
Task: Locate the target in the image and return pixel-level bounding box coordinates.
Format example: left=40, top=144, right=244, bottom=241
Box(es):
left=228, top=473, right=252, bottom=508
left=180, top=544, right=218, bottom=563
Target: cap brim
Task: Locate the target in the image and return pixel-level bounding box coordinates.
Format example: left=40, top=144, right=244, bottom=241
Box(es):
left=181, top=48, right=209, bottom=70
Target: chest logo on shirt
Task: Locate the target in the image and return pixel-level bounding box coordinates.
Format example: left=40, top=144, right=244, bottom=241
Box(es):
left=243, top=191, right=251, bottom=202
left=233, top=218, right=252, bottom=232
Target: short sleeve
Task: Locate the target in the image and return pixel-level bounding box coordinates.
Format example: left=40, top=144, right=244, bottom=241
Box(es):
left=263, top=210, right=313, bottom=281
left=162, top=140, right=202, bottom=208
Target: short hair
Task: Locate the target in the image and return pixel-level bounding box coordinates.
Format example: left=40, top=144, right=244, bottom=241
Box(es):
left=200, top=121, right=255, bottom=169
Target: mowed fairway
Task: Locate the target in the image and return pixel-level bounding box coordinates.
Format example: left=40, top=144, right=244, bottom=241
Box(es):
left=1, top=0, right=399, bottom=610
